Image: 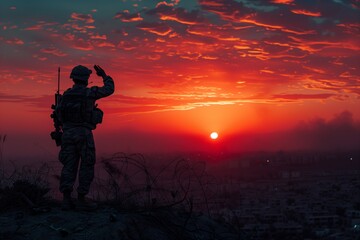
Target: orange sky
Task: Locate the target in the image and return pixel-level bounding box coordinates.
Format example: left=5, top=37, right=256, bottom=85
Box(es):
left=0, top=0, right=359, bottom=159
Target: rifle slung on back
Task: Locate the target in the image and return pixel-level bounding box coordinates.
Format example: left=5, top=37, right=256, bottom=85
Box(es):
left=50, top=67, right=63, bottom=146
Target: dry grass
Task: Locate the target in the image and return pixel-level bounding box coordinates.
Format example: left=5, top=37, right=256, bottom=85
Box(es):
left=0, top=163, right=51, bottom=211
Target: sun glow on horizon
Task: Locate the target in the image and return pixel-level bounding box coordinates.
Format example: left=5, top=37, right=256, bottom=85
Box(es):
left=210, top=132, right=219, bottom=140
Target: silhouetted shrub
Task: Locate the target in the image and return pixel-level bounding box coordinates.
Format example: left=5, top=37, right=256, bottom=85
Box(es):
left=0, top=163, right=51, bottom=211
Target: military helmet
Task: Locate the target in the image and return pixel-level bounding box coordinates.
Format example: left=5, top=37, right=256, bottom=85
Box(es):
left=70, top=65, right=92, bottom=81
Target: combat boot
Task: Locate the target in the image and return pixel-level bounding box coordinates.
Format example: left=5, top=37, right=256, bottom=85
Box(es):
left=76, top=194, right=98, bottom=211
left=61, top=191, right=74, bottom=211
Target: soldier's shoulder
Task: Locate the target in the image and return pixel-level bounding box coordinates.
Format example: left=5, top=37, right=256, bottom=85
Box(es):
left=63, top=88, right=72, bottom=94
left=87, top=86, right=99, bottom=93
left=64, top=87, right=88, bottom=97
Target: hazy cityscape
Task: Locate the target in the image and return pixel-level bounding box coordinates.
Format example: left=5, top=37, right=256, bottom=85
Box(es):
left=183, top=150, right=360, bottom=239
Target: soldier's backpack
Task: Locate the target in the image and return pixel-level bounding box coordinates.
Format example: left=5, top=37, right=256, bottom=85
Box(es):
left=57, top=88, right=103, bottom=129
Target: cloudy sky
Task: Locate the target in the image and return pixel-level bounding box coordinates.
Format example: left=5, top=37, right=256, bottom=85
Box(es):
left=0, top=0, right=359, bottom=159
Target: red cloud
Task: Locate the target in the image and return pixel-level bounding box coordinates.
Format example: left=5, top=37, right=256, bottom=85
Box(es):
left=90, top=34, right=107, bottom=40
left=63, top=33, right=75, bottom=41
left=94, top=41, right=116, bottom=48
left=24, top=25, right=43, bottom=31
left=240, top=18, right=283, bottom=30
left=117, top=41, right=137, bottom=51
left=337, top=23, right=360, bottom=34
left=156, top=1, right=174, bottom=8
left=147, top=2, right=203, bottom=25
left=72, top=38, right=93, bottom=51
left=159, top=14, right=200, bottom=25
left=291, top=9, right=321, bottom=17
left=199, top=0, right=249, bottom=22
left=114, top=11, right=143, bottom=22
left=288, top=36, right=360, bottom=54
left=281, top=28, right=316, bottom=35
left=23, top=21, right=57, bottom=31
left=187, top=24, right=249, bottom=42
left=137, top=22, right=172, bottom=36
left=198, top=1, right=322, bottom=37
left=273, top=93, right=335, bottom=100
left=40, top=47, right=67, bottom=57
left=3, top=37, right=24, bottom=45
left=70, top=13, right=95, bottom=24
left=271, top=0, right=294, bottom=4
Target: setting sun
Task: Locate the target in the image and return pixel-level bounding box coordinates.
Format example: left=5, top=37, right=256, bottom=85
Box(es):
left=210, top=132, right=218, bottom=140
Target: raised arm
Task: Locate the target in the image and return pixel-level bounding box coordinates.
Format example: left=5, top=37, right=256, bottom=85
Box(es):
left=88, top=65, right=115, bottom=99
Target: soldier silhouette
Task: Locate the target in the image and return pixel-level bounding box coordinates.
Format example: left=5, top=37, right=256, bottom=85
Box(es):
left=55, top=65, right=114, bottom=210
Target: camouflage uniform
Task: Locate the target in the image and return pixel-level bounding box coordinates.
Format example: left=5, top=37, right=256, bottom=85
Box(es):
left=59, top=75, right=114, bottom=195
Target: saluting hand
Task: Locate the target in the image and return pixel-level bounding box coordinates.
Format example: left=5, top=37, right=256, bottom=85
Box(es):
left=94, top=65, right=107, bottom=78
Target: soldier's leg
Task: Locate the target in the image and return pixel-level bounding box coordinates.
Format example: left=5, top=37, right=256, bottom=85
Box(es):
left=59, top=131, right=80, bottom=194
left=77, top=130, right=96, bottom=195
